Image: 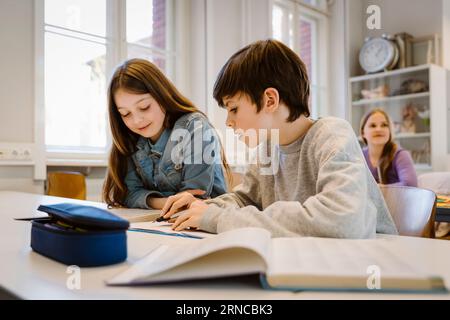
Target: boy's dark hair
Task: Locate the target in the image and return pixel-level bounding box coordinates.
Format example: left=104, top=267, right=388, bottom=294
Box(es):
left=213, top=39, right=310, bottom=122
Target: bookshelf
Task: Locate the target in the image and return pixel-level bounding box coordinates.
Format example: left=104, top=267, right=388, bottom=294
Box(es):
left=348, top=64, right=449, bottom=172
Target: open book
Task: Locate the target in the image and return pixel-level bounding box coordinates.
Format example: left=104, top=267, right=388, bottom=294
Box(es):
left=107, top=227, right=446, bottom=293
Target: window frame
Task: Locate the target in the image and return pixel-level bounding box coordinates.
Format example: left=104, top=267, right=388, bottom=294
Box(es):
left=35, top=0, right=179, bottom=165
left=272, top=1, right=295, bottom=47
left=271, top=0, right=329, bottom=119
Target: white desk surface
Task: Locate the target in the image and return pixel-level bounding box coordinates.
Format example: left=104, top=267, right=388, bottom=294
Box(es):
left=1, top=191, right=450, bottom=300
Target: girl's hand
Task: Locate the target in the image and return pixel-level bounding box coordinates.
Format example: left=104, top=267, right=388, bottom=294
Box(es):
left=160, top=189, right=206, bottom=220
left=171, top=200, right=209, bottom=231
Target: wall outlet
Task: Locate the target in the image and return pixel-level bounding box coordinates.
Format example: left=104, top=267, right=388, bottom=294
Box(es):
left=0, top=149, right=12, bottom=160
left=22, top=148, right=32, bottom=160
left=0, top=147, right=33, bottom=161
left=0, top=149, right=6, bottom=160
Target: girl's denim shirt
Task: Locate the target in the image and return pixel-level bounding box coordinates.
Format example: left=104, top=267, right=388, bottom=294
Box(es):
left=124, top=112, right=227, bottom=208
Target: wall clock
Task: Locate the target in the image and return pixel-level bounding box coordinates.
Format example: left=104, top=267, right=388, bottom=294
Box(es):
left=359, top=35, right=399, bottom=74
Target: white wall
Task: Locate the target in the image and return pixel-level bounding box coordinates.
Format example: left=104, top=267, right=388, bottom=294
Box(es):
left=0, top=0, right=35, bottom=142
left=363, top=0, right=443, bottom=39
left=205, top=0, right=244, bottom=132
left=0, top=167, right=43, bottom=194
left=444, top=0, right=450, bottom=69
left=346, top=0, right=365, bottom=78
left=0, top=0, right=44, bottom=194
left=328, top=0, right=365, bottom=119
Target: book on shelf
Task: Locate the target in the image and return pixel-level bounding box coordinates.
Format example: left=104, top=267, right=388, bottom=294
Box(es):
left=106, top=227, right=446, bottom=293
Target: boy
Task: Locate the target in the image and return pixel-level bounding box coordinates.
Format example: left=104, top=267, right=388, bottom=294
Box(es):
left=161, top=39, right=398, bottom=238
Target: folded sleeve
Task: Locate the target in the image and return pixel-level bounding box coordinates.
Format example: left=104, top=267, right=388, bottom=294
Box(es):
left=123, top=159, right=163, bottom=209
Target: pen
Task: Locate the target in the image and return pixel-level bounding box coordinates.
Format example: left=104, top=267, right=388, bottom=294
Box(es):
left=155, top=211, right=183, bottom=222
left=155, top=215, right=170, bottom=222
left=14, top=216, right=50, bottom=221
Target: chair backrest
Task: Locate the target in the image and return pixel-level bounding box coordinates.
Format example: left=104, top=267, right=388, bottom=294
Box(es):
left=418, top=172, right=450, bottom=195
left=47, top=171, right=87, bottom=200
left=379, top=185, right=436, bottom=238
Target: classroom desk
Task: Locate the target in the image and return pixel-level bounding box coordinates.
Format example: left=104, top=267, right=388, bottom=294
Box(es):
left=1, top=191, right=450, bottom=300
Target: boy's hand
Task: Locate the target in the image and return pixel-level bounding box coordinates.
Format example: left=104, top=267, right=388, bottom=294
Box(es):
left=171, top=200, right=209, bottom=231
left=160, top=189, right=205, bottom=220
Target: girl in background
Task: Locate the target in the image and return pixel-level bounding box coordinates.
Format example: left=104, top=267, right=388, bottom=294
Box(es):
left=360, top=108, right=417, bottom=186
left=103, top=59, right=229, bottom=209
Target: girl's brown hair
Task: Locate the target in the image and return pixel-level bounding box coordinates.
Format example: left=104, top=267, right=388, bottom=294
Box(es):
left=360, top=108, right=398, bottom=184
left=103, top=58, right=231, bottom=207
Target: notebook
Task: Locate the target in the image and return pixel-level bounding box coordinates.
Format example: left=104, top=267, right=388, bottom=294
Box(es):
left=106, top=227, right=447, bottom=293
left=128, top=221, right=217, bottom=239
left=109, top=208, right=161, bottom=223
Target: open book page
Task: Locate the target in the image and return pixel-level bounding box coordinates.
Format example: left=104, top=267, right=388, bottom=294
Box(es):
left=129, top=221, right=218, bottom=239
left=109, top=208, right=161, bottom=223
left=266, top=237, right=444, bottom=290
left=107, top=227, right=272, bottom=285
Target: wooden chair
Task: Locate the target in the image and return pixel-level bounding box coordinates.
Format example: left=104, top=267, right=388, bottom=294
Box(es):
left=379, top=185, right=436, bottom=238
left=46, top=171, right=87, bottom=200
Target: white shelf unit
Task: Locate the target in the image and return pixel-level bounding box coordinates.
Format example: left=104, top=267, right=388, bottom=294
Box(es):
left=351, top=92, right=430, bottom=107
left=348, top=64, right=449, bottom=172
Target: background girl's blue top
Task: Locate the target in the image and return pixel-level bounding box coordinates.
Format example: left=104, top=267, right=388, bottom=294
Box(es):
left=124, top=112, right=227, bottom=208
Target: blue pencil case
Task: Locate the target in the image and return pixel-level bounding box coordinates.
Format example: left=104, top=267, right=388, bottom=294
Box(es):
left=30, top=203, right=130, bottom=267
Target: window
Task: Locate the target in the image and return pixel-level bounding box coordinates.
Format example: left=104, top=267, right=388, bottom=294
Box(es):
left=39, top=0, right=175, bottom=159
left=272, top=0, right=329, bottom=118
left=301, top=0, right=327, bottom=10
left=126, top=0, right=174, bottom=77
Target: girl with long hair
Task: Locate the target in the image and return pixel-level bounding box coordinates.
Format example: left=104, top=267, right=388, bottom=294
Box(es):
left=360, top=108, right=417, bottom=186
left=103, top=58, right=230, bottom=209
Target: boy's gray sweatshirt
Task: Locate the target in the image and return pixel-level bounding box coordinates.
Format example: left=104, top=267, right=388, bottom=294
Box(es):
left=200, top=117, right=398, bottom=238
